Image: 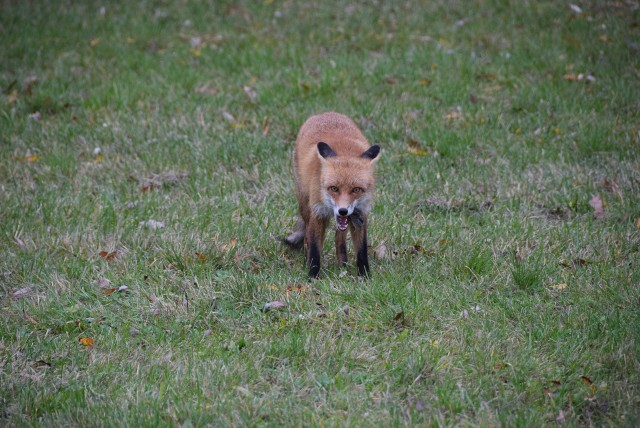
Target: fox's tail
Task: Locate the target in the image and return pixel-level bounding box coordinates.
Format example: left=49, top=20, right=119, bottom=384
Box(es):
left=283, top=218, right=305, bottom=250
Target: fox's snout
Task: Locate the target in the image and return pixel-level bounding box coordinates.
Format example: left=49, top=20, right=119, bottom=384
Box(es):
left=338, top=208, right=348, bottom=216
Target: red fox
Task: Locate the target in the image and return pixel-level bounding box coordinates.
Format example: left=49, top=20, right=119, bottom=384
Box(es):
left=284, top=112, right=381, bottom=278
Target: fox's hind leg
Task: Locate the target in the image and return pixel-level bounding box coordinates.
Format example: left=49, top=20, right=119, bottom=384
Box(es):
left=284, top=218, right=305, bottom=250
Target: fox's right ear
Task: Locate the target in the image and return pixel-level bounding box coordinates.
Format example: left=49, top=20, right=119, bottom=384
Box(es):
left=317, top=142, right=337, bottom=159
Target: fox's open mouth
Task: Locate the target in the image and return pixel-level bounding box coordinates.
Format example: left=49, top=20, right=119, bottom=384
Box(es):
left=336, top=215, right=349, bottom=231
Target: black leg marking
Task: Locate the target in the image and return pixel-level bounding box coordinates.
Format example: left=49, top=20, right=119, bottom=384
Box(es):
left=356, top=232, right=370, bottom=277
left=308, top=237, right=321, bottom=279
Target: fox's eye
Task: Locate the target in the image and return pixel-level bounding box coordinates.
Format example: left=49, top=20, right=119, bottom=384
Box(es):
left=352, top=187, right=363, bottom=193
left=328, top=186, right=339, bottom=192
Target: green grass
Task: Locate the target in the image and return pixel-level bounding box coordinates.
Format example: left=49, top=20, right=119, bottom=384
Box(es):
left=1, top=0, right=639, bottom=425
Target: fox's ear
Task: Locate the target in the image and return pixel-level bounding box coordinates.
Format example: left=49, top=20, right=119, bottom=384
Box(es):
left=361, top=145, right=380, bottom=161
left=317, top=142, right=337, bottom=159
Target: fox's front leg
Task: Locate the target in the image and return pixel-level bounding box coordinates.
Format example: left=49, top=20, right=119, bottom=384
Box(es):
left=306, top=216, right=327, bottom=278
left=335, top=229, right=348, bottom=266
left=350, top=212, right=369, bottom=277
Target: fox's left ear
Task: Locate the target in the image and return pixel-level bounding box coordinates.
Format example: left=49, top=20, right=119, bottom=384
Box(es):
left=361, top=145, right=380, bottom=161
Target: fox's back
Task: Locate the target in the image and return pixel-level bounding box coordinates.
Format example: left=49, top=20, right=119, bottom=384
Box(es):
left=295, top=112, right=370, bottom=159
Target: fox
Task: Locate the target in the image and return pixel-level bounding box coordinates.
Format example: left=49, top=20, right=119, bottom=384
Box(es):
left=284, top=112, right=381, bottom=278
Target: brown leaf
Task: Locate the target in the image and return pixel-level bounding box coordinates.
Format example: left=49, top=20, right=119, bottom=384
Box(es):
left=99, top=250, right=117, bottom=261
left=286, top=284, right=310, bottom=295
left=636, top=216, right=640, bottom=229
left=103, top=288, right=117, bottom=296
left=195, top=252, right=207, bottom=262
left=195, top=83, right=217, bottom=96
left=581, top=375, right=597, bottom=393
left=442, top=109, right=462, bottom=121
left=393, top=311, right=404, bottom=321
left=23, top=310, right=38, bottom=325
left=7, top=90, right=18, bottom=104
left=476, top=72, right=496, bottom=80
left=262, top=116, right=270, bottom=136
left=589, top=194, right=604, bottom=218
left=79, top=337, right=94, bottom=348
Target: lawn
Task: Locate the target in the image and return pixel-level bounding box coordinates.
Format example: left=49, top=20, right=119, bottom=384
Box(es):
left=1, top=0, right=639, bottom=426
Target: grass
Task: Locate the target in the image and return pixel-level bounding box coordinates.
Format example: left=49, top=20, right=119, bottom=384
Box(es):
left=1, top=0, right=639, bottom=425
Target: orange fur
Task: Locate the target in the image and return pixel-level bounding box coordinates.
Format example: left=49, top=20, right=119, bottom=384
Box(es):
left=285, top=112, right=380, bottom=278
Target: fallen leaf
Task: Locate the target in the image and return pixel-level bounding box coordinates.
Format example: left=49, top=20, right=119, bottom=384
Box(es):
left=373, top=242, right=388, bottom=260
left=24, top=151, right=40, bottom=162
left=98, top=250, right=117, bottom=261
left=140, top=219, right=165, bottom=230
left=7, top=90, right=18, bottom=104
left=407, top=144, right=428, bottom=156
left=89, top=38, right=102, bottom=47
left=103, top=288, right=117, bottom=296
left=551, top=283, right=567, bottom=290
left=195, top=83, right=217, bottom=96
left=442, top=109, right=461, bottom=121
left=552, top=380, right=562, bottom=386
left=23, top=310, right=38, bottom=324
left=286, top=284, right=310, bottom=295
left=79, top=337, right=94, bottom=348
left=12, top=287, right=32, bottom=298
left=393, top=311, right=404, bottom=322
left=222, top=111, right=236, bottom=123
left=581, top=375, right=597, bottom=393
left=195, top=252, right=207, bottom=262
left=343, top=304, right=350, bottom=316
left=262, top=116, right=270, bottom=136
left=636, top=216, right=640, bottom=229
left=32, top=360, right=51, bottom=368
left=476, top=72, right=496, bottom=80
left=263, top=301, right=286, bottom=310
left=410, top=245, right=434, bottom=256
left=222, top=238, right=237, bottom=252
left=417, top=78, right=431, bottom=86
left=243, top=85, right=257, bottom=102
left=589, top=194, right=604, bottom=218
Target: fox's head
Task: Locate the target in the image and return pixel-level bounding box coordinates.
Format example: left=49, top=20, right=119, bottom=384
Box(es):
left=317, top=142, right=381, bottom=231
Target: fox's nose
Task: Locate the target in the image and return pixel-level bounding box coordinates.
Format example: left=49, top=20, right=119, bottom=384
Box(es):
left=338, top=208, right=348, bottom=216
